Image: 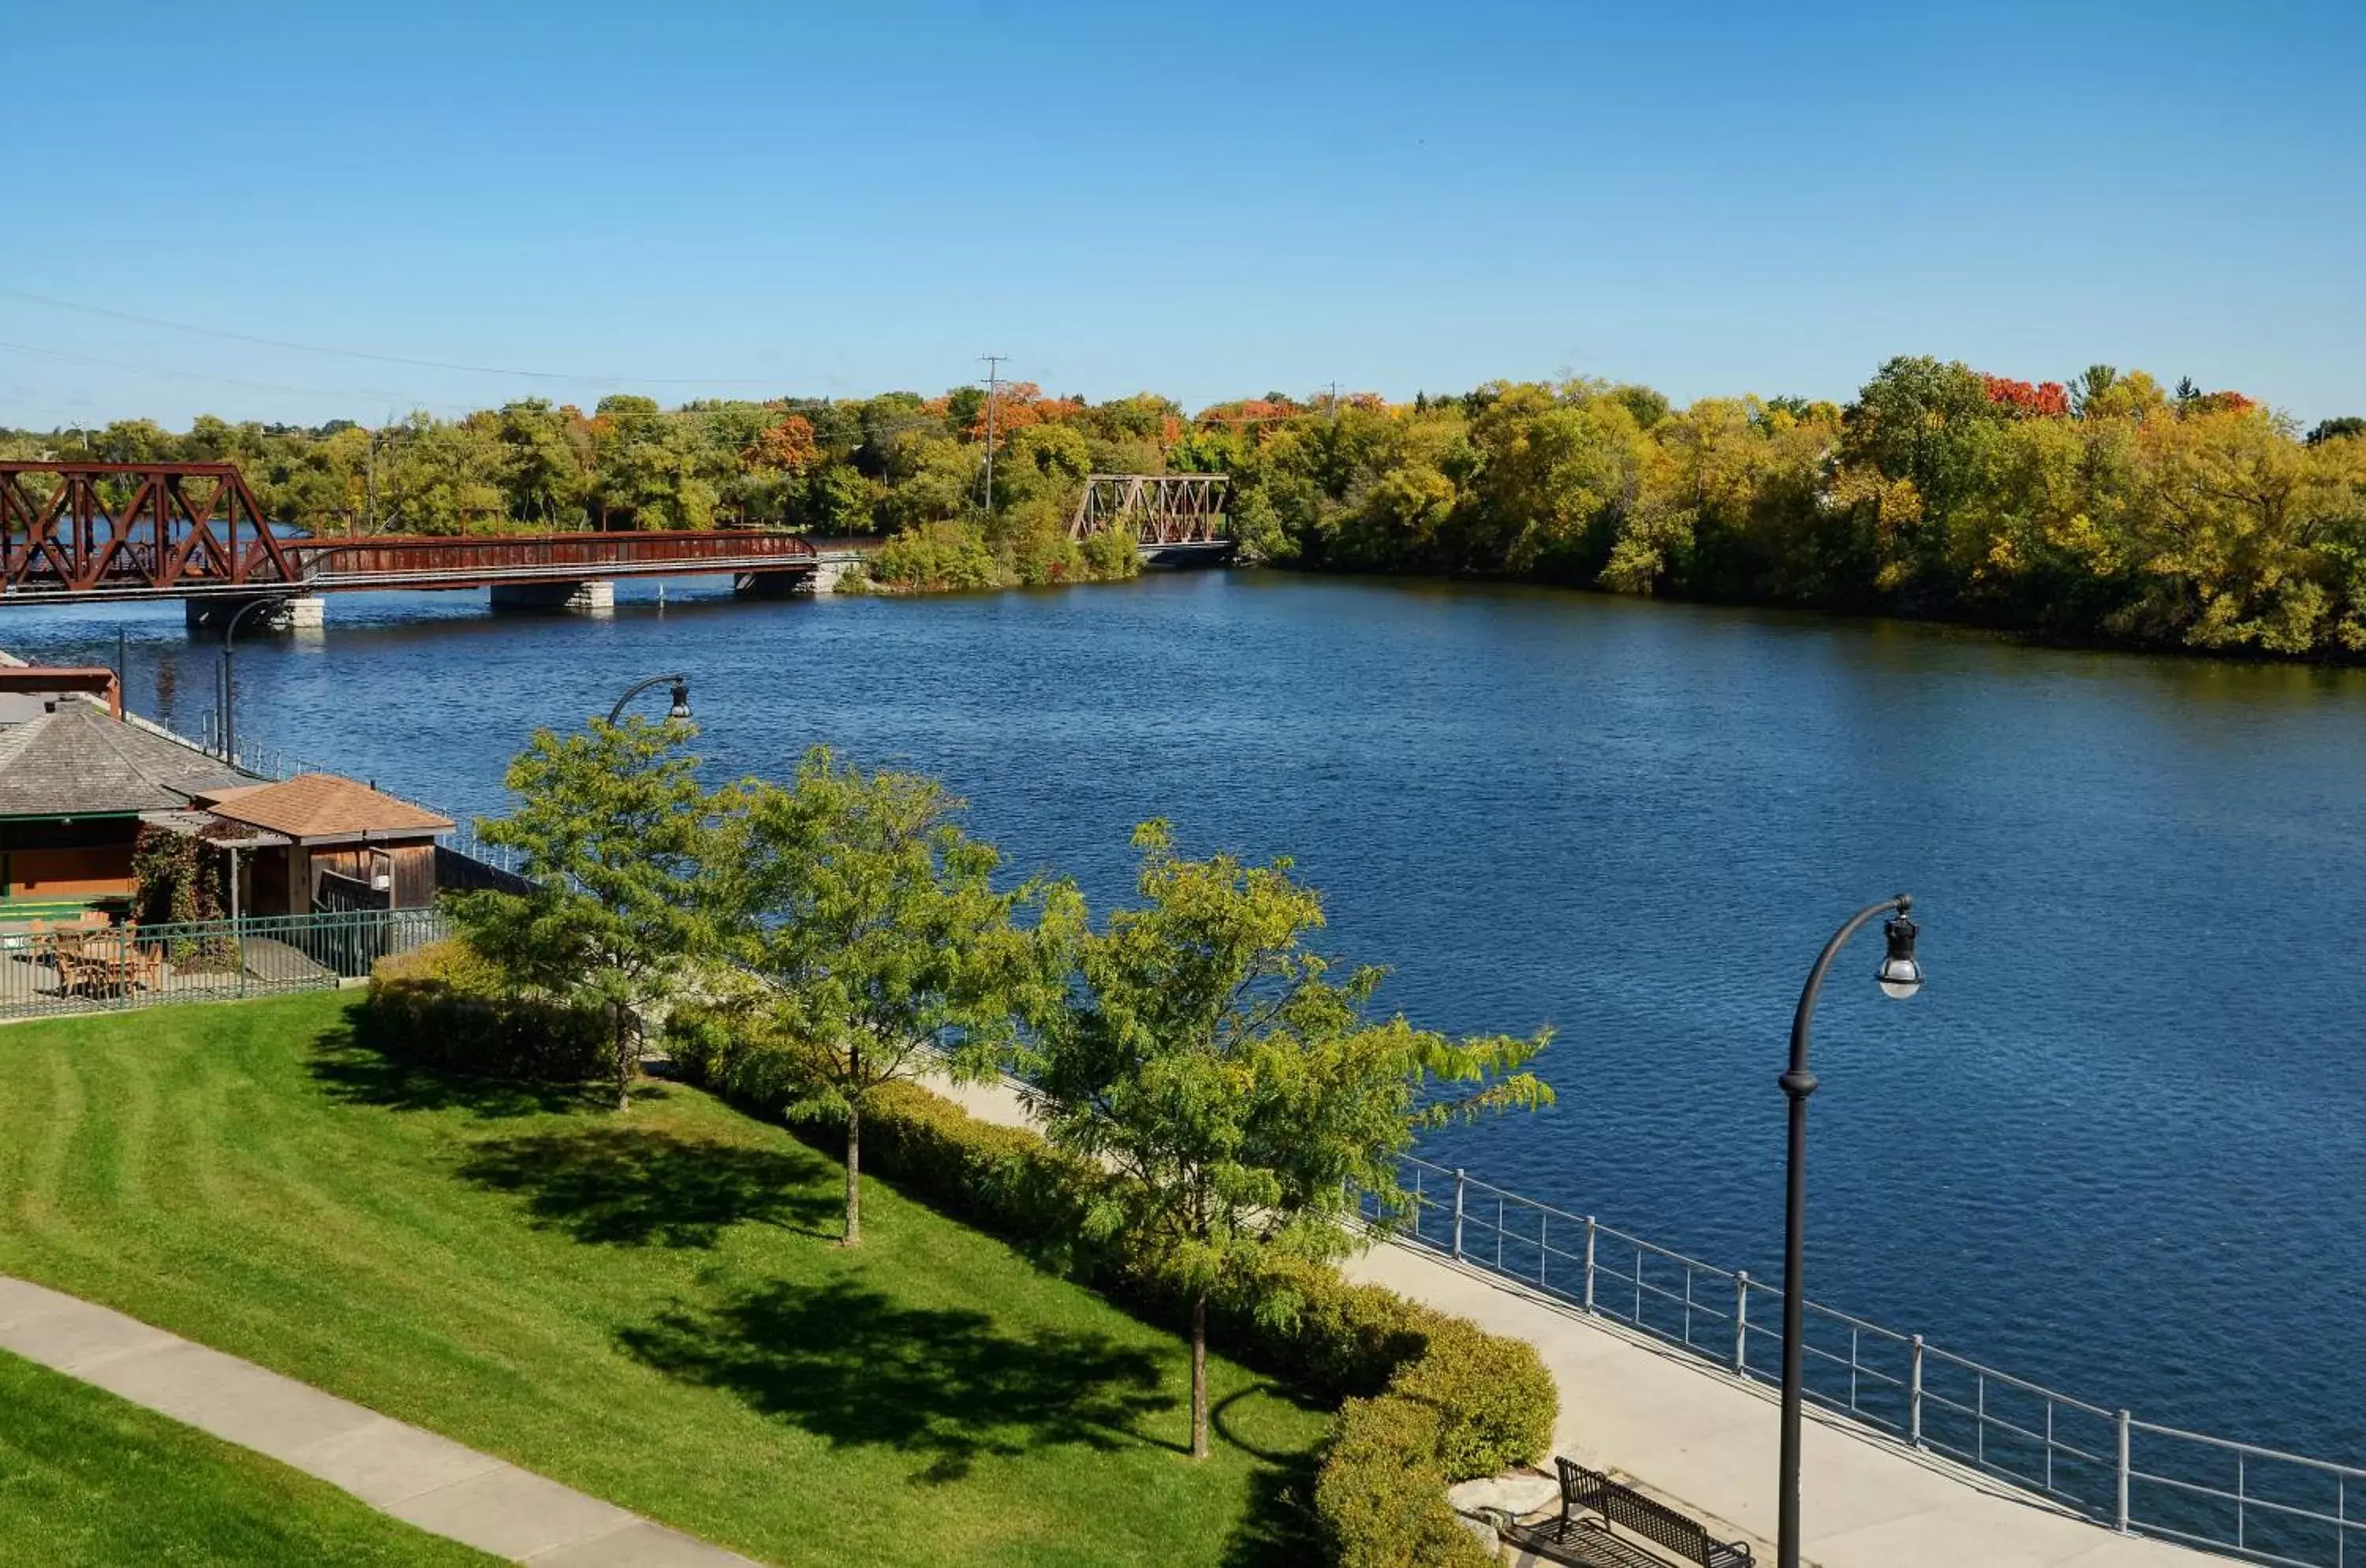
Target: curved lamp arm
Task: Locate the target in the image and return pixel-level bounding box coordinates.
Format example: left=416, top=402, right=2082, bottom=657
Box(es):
left=606, top=672, right=691, bottom=726
left=1785, top=893, right=1913, bottom=1092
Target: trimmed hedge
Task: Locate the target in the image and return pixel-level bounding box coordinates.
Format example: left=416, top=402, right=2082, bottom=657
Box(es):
left=367, top=939, right=609, bottom=1082
left=668, top=1007, right=1556, bottom=1564
left=1317, top=1395, right=1495, bottom=1568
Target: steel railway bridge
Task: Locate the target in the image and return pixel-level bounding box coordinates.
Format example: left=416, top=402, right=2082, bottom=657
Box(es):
left=0, top=461, right=839, bottom=616
left=0, top=460, right=1233, bottom=622
left=1068, top=473, right=1233, bottom=562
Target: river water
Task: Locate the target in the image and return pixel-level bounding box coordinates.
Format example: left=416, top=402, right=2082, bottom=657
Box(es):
left=13, top=571, right=2366, bottom=1476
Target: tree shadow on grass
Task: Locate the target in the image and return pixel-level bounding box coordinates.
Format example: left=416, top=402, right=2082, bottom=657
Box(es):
left=1211, top=1385, right=1327, bottom=1568
left=460, top=1128, right=840, bottom=1247
left=620, top=1279, right=1178, bottom=1482
left=308, top=1012, right=622, bottom=1121
left=1218, top=1452, right=1324, bottom=1568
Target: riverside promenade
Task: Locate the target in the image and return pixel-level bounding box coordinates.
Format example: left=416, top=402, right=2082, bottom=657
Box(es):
left=925, top=1076, right=2229, bottom=1568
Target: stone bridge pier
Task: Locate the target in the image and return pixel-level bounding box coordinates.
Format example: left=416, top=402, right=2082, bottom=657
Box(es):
left=733, top=562, right=838, bottom=597
left=488, top=581, right=614, bottom=614
left=184, top=595, right=328, bottom=637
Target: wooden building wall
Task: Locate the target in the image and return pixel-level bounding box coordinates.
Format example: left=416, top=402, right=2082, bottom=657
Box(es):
left=304, top=840, right=438, bottom=910
left=0, top=819, right=138, bottom=906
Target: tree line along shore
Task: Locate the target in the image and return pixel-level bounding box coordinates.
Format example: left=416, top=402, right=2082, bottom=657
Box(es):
left=8, top=358, right=2364, bottom=657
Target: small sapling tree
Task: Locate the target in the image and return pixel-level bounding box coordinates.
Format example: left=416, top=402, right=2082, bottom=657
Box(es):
left=711, top=748, right=1073, bottom=1245
left=451, top=715, right=712, bottom=1110
left=1026, top=821, right=1552, bottom=1459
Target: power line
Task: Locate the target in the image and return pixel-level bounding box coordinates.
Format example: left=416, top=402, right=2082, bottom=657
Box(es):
left=0, top=338, right=474, bottom=413
left=0, top=288, right=786, bottom=386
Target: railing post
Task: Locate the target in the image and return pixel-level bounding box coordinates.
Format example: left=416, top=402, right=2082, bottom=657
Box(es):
left=1451, top=1168, right=1466, bottom=1260
left=1909, top=1335, right=1924, bottom=1447
left=1733, top=1271, right=1749, bottom=1373
left=2115, top=1409, right=2132, bottom=1533
left=1582, top=1216, right=1597, bottom=1313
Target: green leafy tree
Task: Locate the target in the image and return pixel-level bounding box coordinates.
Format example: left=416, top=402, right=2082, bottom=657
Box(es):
left=494, top=399, right=594, bottom=528
left=452, top=718, right=713, bottom=1110
left=1024, top=821, right=1553, bottom=1459
left=378, top=412, right=507, bottom=534
left=709, top=750, right=1073, bottom=1245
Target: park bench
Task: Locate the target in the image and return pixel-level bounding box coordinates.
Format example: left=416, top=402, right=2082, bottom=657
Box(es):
left=1535, top=1458, right=1753, bottom=1567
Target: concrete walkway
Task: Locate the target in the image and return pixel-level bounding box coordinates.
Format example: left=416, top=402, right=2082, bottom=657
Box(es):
left=0, top=1275, right=759, bottom=1567
left=926, top=1075, right=2229, bottom=1568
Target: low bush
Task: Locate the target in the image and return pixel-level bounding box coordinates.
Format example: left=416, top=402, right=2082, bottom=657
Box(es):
left=1388, top=1315, right=1557, bottom=1481
left=864, top=521, right=1001, bottom=592
left=667, top=1008, right=1558, bottom=1564
left=1315, top=1394, right=1494, bottom=1568
left=1079, top=521, right=1144, bottom=581
left=367, top=939, right=608, bottom=1081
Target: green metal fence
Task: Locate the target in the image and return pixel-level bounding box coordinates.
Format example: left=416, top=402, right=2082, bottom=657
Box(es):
left=0, top=908, right=450, bottom=1021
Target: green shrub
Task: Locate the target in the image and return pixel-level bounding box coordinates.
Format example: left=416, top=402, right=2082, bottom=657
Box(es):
left=865, top=521, right=1001, bottom=592
left=665, top=1008, right=1556, bottom=1565
left=1006, top=529, right=1086, bottom=586
left=1221, top=1255, right=1433, bottom=1401
left=1080, top=522, right=1144, bottom=581
left=1391, top=1316, right=1557, bottom=1480
left=1315, top=1395, right=1495, bottom=1568
left=367, top=939, right=607, bottom=1081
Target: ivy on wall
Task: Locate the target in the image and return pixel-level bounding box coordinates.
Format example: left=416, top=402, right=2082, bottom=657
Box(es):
left=130, top=825, right=224, bottom=926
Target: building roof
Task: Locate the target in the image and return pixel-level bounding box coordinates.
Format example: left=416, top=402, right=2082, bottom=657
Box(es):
left=0, top=700, right=252, bottom=818
left=198, top=773, right=453, bottom=842
left=0, top=666, right=121, bottom=722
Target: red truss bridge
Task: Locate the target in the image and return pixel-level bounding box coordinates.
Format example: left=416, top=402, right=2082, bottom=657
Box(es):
left=0, top=461, right=833, bottom=607
left=1068, top=473, right=1233, bottom=560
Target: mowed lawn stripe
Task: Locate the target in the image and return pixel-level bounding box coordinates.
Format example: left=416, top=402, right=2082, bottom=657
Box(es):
left=0, top=993, right=1328, bottom=1567
left=0, top=1348, right=501, bottom=1566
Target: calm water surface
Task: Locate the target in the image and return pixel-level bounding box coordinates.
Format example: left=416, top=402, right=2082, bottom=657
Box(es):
left=13, top=572, right=2365, bottom=1467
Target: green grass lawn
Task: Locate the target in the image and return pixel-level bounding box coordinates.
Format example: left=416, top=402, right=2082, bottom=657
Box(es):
left=0, top=992, right=1329, bottom=1566
left=0, top=1350, right=498, bottom=1566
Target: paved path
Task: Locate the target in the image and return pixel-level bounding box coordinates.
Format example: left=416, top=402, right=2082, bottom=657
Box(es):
left=926, top=1075, right=2228, bottom=1568
left=0, top=1275, right=759, bottom=1567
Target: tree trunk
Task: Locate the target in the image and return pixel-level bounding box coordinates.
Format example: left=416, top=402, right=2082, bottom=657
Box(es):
left=612, top=1002, right=632, bottom=1112
left=1190, top=1289, right=1209, bottom=1460
left=842, top=1102, right=862, bottom=1246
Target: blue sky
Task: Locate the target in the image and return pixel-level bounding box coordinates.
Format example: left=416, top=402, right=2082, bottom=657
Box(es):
left=3, top=0, right=2359, bottom=427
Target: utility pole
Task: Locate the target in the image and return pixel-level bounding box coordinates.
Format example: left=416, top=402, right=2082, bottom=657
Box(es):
left=1327, top=380, right=1341, bottom=424
left=980, top=354, right=1007, bottom=523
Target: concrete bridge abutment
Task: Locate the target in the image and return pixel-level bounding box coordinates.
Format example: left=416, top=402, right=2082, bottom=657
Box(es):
left=733, top=565, right=830, bottom=598
left=184, top=595, right=327, bottom=637
left=488, top=581, right=614, bottom=615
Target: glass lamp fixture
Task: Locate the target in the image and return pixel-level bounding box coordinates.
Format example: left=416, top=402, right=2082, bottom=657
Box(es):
left=1876, top=913, right=1924, bottom=999
left=667, top=678, right=692, bottom=721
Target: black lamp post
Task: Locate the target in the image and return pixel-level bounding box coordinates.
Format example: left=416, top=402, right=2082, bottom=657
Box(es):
left=606, top=672, right=692, bottom=726
left=1777, top=894, right=1922, bottom=1568
left=218, top=595, right=287, bottom=767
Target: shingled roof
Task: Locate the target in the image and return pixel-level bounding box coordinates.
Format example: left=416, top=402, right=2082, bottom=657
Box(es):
left=0, top=701, right=252, bottom=818
left=198, top=773, right=452, bottom=842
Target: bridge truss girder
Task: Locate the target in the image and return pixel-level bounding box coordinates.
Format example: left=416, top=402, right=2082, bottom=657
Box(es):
left=0, top=461, right=296, bottom=595
left=1068, top=473, right=1232, bottom=547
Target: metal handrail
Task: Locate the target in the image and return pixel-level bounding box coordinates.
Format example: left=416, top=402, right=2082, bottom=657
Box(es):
left=1375, top=1152, right=2364, bottom=1567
